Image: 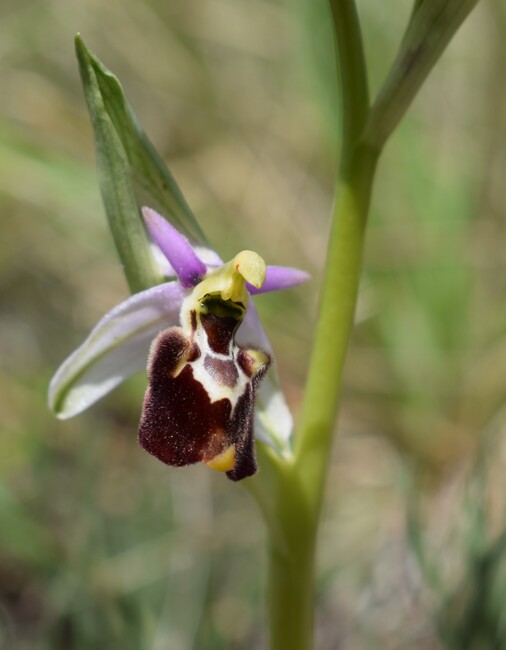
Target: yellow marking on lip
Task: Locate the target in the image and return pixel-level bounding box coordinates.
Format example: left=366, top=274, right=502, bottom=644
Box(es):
left=206, top=445, right=236, bottom=472
left=245, top=349, right=270, bottom=374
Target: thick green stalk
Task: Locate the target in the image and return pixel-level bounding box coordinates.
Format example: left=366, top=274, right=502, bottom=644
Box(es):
left=263, top=2, right=483, bottom=647
left=246, top=447, right=316, bottom=650
left=294, top=0, right=373, bottom=525
left=260, top=144, right=377, bottom=650
left=253, top=0, right=481, bottom=641
left=266, top=462, right=316, bottom=650
left=262, top=144, right=377, bottom=650
left=295, top=144, right=378, bottom=503
left=259, top=2, right=372, bottom=649
left=325, top=0, right=370, bottom=158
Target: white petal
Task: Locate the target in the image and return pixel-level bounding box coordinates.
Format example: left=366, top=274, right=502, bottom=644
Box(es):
left=150, top=243, right=177, bottom=277
left=237, top=303, right=293, bottom=452
left=194, top=246, right=223, bottom=268
left=49, top=282, right=186, bottom=419
left=255, top=375, right=293, bottom=454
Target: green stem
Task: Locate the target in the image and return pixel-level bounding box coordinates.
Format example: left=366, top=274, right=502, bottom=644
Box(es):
left=261, top=144, right=378, bottom=649
left=295, top=144, right=378, bottom=505
left=326, top=0, right=370, bottom=157
left=259, top=3, right=374, bottom=649
left=294, top=0, right=374, bottom=516
left=266, top=463, right=316, bottom=650
left=256, top=0, right=482, bottom=650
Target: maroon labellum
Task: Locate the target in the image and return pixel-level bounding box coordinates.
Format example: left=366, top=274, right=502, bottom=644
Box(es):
left=138, top=295, right=271, bottom=481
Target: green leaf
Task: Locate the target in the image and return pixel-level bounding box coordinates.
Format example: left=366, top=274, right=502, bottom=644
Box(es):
left=75, top=34, right=206, bottom=293
left=363, top=0, right=480, bottom=150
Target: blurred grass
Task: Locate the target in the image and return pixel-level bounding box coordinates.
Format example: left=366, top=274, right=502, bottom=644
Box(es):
left=0, top=0, right=505, bottom=648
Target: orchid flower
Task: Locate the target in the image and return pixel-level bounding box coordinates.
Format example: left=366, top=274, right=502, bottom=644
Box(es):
left=49, top=207, right=309, bottom=479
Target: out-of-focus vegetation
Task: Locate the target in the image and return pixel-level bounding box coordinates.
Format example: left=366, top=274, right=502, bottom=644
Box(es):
left=1, top=0, right=505, bottom=648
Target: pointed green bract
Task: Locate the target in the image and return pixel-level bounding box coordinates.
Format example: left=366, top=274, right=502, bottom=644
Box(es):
left=75, top=35, right=161, bottom=293
left=75, top=35, right=207, bottom=294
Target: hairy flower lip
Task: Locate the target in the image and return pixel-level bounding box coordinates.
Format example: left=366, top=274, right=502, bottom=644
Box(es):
left=49, top=207, right=310, bottom=452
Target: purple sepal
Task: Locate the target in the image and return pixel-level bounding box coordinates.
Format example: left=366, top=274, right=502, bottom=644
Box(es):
left=247, top=265, right=310, bottom=295
left=142, top=207, right=207, bottom=288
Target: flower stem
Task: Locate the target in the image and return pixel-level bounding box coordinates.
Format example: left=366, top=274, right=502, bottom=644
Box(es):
left=260, top=2, right=375, bottom=648
left=266, top=463, right=316, bottom=650
left=295, top=143, right=378, bottom=507
left=254, top=1, right=481, bottom=647
left=294, top=0, right=375, bottom=543
left=263, top=142, right=378, bottom=650
left=325, top=0, right=370, bottom=156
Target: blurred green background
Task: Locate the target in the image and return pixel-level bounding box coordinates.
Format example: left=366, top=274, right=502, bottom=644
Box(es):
left=1, top=0, right=506, bottom=648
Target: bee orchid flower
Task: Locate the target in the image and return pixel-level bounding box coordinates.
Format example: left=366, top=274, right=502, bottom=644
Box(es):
left=49, top=208, right=309, bottom=480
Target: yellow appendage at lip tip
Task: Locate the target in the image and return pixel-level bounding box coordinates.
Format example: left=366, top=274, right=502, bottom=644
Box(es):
left=232, top=250, right=266, bottom=289
left=192, top=250, right=266, bottom=306
left=206, top=445, right=236, bottom=472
